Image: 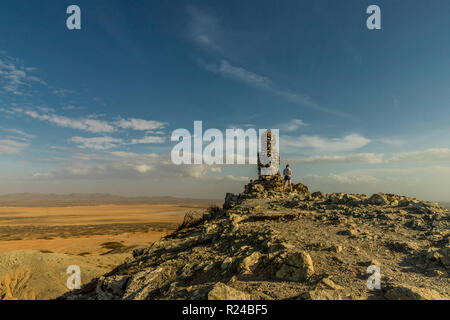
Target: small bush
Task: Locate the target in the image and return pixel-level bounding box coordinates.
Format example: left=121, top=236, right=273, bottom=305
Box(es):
left=177, top=210, right=204, bottom=231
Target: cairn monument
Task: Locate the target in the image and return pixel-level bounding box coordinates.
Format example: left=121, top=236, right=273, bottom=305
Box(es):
left=257, top=130, right=280, bottom=178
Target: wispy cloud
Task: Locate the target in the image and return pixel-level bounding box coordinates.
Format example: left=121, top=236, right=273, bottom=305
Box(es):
left=52, top=89, right=73, bottom=97
left=70, top=134, right=166, bottom=150
left=187, top=6, right=223, bottom=53
left=70, top=136, right=123, bottom=150
left=17, top=108, right=115, bottom=133
left=34, top=151, right=217, bottom=181
left=188, top=8, right=351, bottom=118
left=204, top=60, right=271, bottom=87
left=116, top=118, right=168, bottom=131
left=0, top=139, right=29, bottom=154
left=281, top=133, right=371, bottom=153
left=285, top=148, right=450, bottom=165
left=130, top=135, right=166, bottom=144
left=2, top=107, right=169, bottom=136
left=379, top=138, right=403, bottom=147
left=202, top=59, right=351, bottom=118
left=288, top=153, right=383, bottom=165
left=390, top=148, right=450, bottom=162
left=0, top=126, right=35, bottom=140
left=278, top=119, right=308, bottom=133
left=0, top=53, right=46, bottom=95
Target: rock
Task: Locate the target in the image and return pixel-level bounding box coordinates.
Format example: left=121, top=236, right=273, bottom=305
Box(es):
left=304, top=288, right=342, bottom=300
left=311, top=191, right=324, bottom=200
left=239, top=252, right=262, bottom=274
left=390, top=200, right=399, bottom=206
left=230, top=214, right=245, bottom=226
left=265, top=240, right=294, bottom=253
left=338, top=229, right=359, bottom=237
left=320, top=277, right=344, bottom=290
left=122, top=265, right=177, bottom=300
left=368, top=193, right=388, bottom=206
left=426, top=249, right=441, bottom=261
left=438, top=247, right=449, bottom=269
left=384, top=285, right=447, bottom=300
left=95, top=275, right=130, bottom=300
left=224, top=193, right=239, bottom=209
left=208, top=283, right=251, bottom=300
left=221, top=257, right=234, bottom=271
left=276, top=251, right=314, bottom=282
left=293, top=183, right=309, bottom=195
left=252, top=184, right=265, bottom=193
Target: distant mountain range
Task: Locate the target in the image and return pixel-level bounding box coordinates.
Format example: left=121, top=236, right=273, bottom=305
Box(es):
left=0, top=193, right=221, bottom=207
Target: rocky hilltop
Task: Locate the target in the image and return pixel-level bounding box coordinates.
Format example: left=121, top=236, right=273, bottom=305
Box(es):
left=60, top=176, right=449, bottom=300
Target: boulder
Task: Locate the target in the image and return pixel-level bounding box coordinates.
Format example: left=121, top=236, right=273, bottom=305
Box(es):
left=368, top=193, right=388, bottom=206
left=208, top=283, right=251, bottom=300
left=239, top=252, right=262, bottom=274
left=276, top=251, right=314, bottom=282
left=221, top=257, right=234, bottom=271
left=293, top=183, right=309, bottom=195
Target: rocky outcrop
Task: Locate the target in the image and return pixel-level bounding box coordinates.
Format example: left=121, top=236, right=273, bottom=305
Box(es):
left=59, top=180, right=450, bottom=301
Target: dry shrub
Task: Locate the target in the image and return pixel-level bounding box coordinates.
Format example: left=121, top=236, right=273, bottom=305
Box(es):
left=177, top=210, right=204, bottom=231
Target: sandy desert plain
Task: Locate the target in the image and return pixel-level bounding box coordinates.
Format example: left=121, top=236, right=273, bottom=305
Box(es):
left=0, top=195, right=216, bottom=300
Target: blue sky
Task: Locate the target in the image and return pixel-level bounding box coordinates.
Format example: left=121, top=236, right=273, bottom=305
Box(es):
left=1, top=0, right=450, bottom=200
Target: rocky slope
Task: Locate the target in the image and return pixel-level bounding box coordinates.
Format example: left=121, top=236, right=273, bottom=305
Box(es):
left=60, top=176, right=450, bottom=300
left=0, top=250, right=131, bottom=300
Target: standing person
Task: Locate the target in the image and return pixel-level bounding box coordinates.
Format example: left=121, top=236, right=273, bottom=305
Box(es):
left=283, top=164, right=293, bottom=192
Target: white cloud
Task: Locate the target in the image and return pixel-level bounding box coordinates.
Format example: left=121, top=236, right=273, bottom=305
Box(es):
left=304, top=173, right=379, bottom=185
left=288, top=153, right=383, bottom=165
left=43, top=152, right=214, bottom=180
left=0, top=139, right=29, bottom=154
left=379, top=138, right=403, bottom=147
left=0, top=54, right=46, bottom=95
left=70, top=136, right=123, bottom=150
left=282, top=133, right=371, bottom=152
left=187, top=6, right=222, bottom=53
left=203, top=59, right=351, bottom=118
left=205, top=60, right=271, bottom=88
left=135, top=164, right=152, bottom=173
left=285, top=148, right=450, bottom=165
left=52, top=89, right=73, bottom=96
left=14, top=108, right=115, bottom=133
left=2, top=107, right=171, bottom=136
left=130, top=135, right=166, bottom=144
left=116, top=118, right=167, bottom=131
left=0, top=126, right=35, bottom=140
left=301, top=165, right=450, bottom=201
left=279, top=119, right=308, bottom=133
left=390, top=148, right=450, bottom=162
